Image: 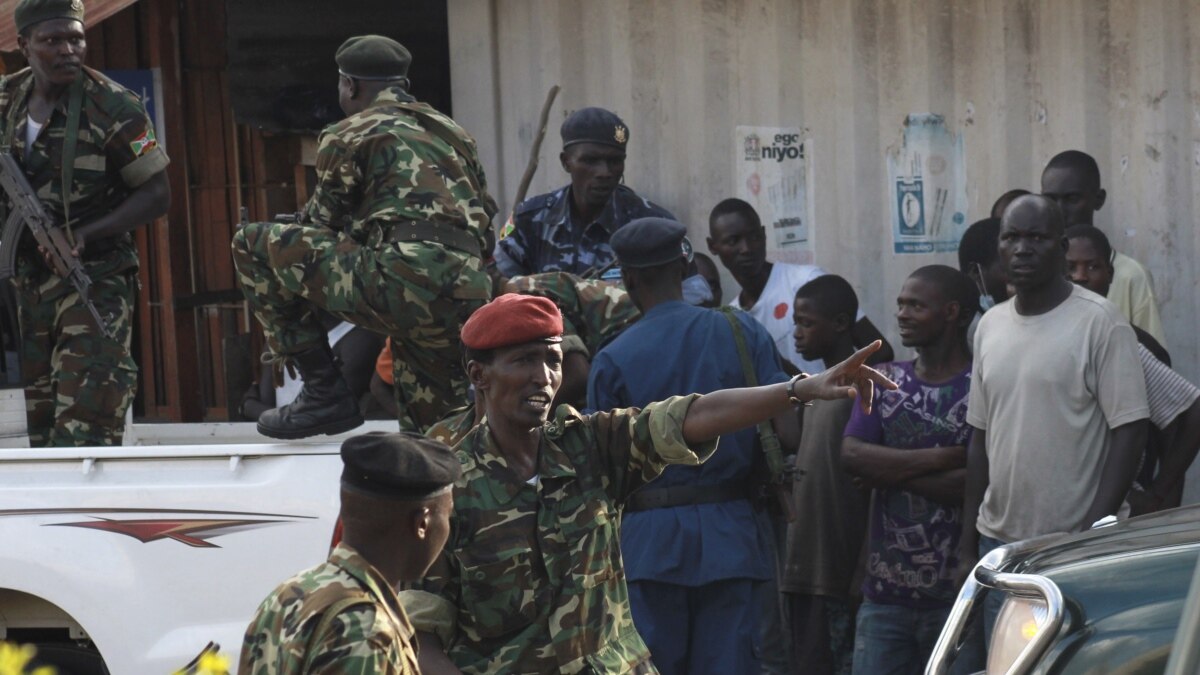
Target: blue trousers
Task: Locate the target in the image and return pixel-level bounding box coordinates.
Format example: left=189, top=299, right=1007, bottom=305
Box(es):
left=852, top=601, right=984, bottom=675
left=628, top=578, right=761, bottom=675
left=978, top=534, right=1009, bottom=648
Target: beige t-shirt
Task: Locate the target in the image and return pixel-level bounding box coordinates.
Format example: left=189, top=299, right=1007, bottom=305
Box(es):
left=1109, top=252, right=1165, bottom=346
left=967, top=285, right=1149, bottom=542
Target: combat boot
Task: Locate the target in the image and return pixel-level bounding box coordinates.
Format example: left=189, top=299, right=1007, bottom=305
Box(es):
left=256, top=344, right=364, bottom=439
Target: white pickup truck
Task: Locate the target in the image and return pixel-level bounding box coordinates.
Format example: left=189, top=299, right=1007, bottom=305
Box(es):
left=0, top=388, right=396, bottom=674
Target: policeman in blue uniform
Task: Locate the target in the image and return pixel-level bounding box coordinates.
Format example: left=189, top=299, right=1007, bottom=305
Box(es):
left=587, top=217, right=792, bottom=675
left=493, top=107, right=674, bottom=278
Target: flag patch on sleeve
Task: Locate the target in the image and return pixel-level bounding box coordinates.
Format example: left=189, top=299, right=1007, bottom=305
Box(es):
left=130, top=128, right=158, bottom=157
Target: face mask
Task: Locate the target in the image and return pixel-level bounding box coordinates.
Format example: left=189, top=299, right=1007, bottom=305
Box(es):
left=682, top=274, right=714, bottom=306
left=974, top=263, right=996, bottom=312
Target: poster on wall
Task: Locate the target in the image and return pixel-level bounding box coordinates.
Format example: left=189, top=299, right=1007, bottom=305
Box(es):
left=887, top=114, right=966, bottom=254
left=735, top=126, right=814, bottom=265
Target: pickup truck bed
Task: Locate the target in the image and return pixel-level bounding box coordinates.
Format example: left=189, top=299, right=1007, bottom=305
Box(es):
left=0, top=420, right=397, bottom=674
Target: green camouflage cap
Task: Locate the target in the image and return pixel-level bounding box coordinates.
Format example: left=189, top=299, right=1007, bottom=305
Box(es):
left=15, top=0, right=84, bottom=33
left=335, top=35, right=411, bottom=80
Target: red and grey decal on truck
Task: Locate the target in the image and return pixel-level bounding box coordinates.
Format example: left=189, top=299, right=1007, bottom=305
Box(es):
left=0, top=507, right=316, bottom=548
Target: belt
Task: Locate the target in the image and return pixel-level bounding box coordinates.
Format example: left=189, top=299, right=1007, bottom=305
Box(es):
left=386, top=220, right=482, bottom=258
left=624, top=483, right=749, bottom=512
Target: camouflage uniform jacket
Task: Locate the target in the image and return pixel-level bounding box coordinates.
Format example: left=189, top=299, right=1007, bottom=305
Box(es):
left=302, top=86, right=495, bottom=298
left=401, top=395, right=718, bottom=674
left=494, top=184, right=673, bottom=278
left=0, top=67, right=169, bottom=294
left=426, top=405, right=479, bottom=448
left=239, top=542, right=420, bottom=674
left=504, top=271, right=639, bottom=354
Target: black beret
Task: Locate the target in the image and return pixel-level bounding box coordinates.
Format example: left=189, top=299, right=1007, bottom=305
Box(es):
left=561, top=107, right=628, bottom=150
left=341, top=431, right=461, bottom=500
left=15, top=0, right=84, bottom=33
left=335, top=35, right=412, bottom=81
left=611, top=217, right=694, bottom=269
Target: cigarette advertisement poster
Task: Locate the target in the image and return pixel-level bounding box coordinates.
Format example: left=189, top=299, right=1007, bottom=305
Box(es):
left=887, top=114, right=966, bottom=254
left=735, top=126, right=814, bottom=264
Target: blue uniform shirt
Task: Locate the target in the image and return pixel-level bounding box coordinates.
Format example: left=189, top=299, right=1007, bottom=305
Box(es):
left=494, top=184, right=675, bottom=278
left=588, top=301, right=788, bottom=585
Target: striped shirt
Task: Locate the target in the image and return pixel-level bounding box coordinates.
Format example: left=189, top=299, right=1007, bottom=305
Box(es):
left=1139, top=344, right=1200, bottom=430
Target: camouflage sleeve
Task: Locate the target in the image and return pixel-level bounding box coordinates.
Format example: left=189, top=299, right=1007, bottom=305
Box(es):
left=302, top=128, right=360, bottom=230
left=307, top=605, right=406, bottom=674
left=398, top=551, right=461, bottom=646
left=102, top=89, right=169, bottom=187
left=503, top=273, right=636, bottom=351
left=580, top=394, right=719, bottom=503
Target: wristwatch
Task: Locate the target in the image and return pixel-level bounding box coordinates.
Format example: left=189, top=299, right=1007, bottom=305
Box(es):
left=787, top=372, right=813, bottom=407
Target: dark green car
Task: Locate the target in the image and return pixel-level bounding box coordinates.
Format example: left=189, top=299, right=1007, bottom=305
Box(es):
left=927, top=505, right=1200, bottom=674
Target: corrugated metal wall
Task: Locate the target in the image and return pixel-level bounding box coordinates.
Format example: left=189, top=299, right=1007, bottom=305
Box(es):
left=449, top=0, right=1200, bottom=497
left=449, top=0, right=1198, bottom=375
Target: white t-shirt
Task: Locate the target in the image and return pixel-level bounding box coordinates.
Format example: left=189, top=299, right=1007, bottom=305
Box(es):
left=967, top=285, right=1149, bottom=542
left=25, top=116, right=43, bottom=160
left=732, top=263, right=864, bottom=374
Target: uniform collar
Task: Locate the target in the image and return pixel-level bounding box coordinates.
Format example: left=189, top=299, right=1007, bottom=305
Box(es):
left=369, top=85, right=417, bottom=109
left=459, top=417, right=580, bottom=505
left=552, top=185, right=621, bottom=234
left=327, top=542, right=415, bottom=641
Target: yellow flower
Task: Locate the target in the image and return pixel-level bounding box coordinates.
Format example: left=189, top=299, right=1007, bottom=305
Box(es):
left=171, top=649, right=229, bottom=675
left=0, top=642, right=54, bottom=675
left=197, top=652, right=230, bottom=674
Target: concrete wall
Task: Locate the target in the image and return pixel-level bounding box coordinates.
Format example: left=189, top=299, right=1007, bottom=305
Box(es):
left=448, top=0, right=1200, bottom=494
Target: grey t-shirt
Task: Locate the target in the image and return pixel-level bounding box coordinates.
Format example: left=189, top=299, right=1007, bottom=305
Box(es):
left=968, top=286, right=1149, bottom=542
left=781, top=396, right=867, bottom=597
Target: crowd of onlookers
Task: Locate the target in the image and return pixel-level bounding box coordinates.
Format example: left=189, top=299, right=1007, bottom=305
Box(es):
left=239, top=101, right=1200, bottom=675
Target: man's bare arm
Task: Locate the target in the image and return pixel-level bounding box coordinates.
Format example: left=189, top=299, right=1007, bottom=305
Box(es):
left=1081, top=419, right=1149, bottom=528
left=955, top=427, right=988, bottom=587
left=416, top=631, right=463, bottom=675
left=682, top=341, right=896, bottom=445
left=898, top=468, right=967, bottom=505
left=71, top=171, right=170, bottom=251
left=1149, top=400, right=1200, bottom=506
left=841, top=436, right=964, bottom=487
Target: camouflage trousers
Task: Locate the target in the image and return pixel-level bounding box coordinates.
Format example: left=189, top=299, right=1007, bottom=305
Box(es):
left=16, top=270, right=137, bottom=447
left=231, top=221, right=489, bottom=432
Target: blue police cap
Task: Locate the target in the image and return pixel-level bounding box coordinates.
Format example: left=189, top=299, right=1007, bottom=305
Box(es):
left=561, top=107, right=628, bottom=150
left=611, top=217, right=694, bottom=269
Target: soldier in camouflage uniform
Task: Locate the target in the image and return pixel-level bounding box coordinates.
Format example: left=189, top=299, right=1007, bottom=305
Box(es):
left=0, top=0, right=171, bottom=447
left=401, top=293, right=895, bottom=674
left=493, top=107, right=674, bottom=278
left=423, top=272, right=639, bottom=447
left=231, top=35, right=494, bottom=438
left=240, top=431, right=460, bottom=674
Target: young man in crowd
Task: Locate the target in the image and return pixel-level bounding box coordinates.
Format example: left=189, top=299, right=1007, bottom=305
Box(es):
left=707, top=198, right=893, bottom=373
left=842, top=265, right=981, bottom=674
left=1066, top=225, right=1200, bottom=514
left=587, top=218, right=794, bottom=675
left=1041, top=150, right=1165, bottom=344
left=782, top=275, right=870, bottom=675
left=957, top=195, right=1149, bottom=642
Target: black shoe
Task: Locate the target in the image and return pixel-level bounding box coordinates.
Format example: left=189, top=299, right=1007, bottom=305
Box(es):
left=257, top=345, right=364, bottom=439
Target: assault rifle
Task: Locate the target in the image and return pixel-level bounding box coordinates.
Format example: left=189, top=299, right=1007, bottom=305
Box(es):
left=0, top=153, right=113, bottom=338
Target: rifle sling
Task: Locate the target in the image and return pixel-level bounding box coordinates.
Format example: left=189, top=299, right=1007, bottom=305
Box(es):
left=718, top=307, right=786, bottom=478
left=60, top=76, right=83, bottom=241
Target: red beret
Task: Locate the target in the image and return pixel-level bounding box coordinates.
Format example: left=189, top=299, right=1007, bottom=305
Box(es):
left=461, top=293, right=564, bottom=351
